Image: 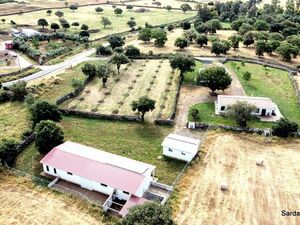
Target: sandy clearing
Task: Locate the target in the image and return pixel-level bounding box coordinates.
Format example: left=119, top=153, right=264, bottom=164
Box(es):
left=174, top=132, right=300, bottom=225
left=0, top=173, right=110, bottom=225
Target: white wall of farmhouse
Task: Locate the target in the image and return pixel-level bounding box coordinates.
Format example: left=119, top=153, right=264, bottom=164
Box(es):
left=42, top=164, right=153, bottom=200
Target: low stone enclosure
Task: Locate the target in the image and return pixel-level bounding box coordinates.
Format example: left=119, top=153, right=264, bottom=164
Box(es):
left=55, top=56, right=300, bottom=127
left=57, top=59, right=181, bottom=124
left=0, top=65, right=33, bottom=77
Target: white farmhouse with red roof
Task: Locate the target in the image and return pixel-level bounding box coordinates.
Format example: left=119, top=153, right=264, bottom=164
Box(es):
left=40, top=141, right=170, bottom=217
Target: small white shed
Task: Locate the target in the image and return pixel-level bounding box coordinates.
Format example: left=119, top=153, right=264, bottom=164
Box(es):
left=161, top=134, right=200, bottom=162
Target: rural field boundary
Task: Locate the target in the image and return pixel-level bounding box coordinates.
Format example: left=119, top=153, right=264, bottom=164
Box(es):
left=4, top=165, right=103, bottom=207
left=223, top=57, right=300, bottom=106
left=188, top=122, right=300, bottom=136
left=0, top=65, right=33, bottom=77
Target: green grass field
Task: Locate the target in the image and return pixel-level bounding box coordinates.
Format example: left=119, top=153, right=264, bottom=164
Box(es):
left=226, top=61, right=300, bottom=125
left=34, top=60, right=106, bottom=103
left=188, top=102, right=272, bottom=128
left=0, top=5, right=195, bottom=40
left=0, top=102, right=31, bottom=141
left=17, top=115, right=185, bottom=185
left=182, top=61, right=203, bottom=85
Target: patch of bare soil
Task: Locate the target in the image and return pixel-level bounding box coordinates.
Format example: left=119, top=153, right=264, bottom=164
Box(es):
left=174, top=131, right=300, bottom=225
left=0, top=173, right=112, bottom=225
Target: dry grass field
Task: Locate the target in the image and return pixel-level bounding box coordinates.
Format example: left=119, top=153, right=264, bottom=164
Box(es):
left=174, top=131, right=300, bottom=225
left=126, top=28, right=300, bottom=66
left=62, top=59, right=180, bottom=121
left=0, top=172, right=116, bottom=225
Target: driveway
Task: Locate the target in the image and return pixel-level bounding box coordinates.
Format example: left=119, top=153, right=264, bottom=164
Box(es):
left=2, top=48, right=96, bottom=87
left=173, top=59, right=245, bottom=135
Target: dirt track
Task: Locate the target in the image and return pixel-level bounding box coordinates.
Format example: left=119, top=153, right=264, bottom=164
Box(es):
left=174, top=132, right=300, bottom=225
left=0, top=174, right=110, bottom=225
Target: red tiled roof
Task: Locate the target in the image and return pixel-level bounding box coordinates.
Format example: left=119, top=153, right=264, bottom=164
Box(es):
left=40, top=147, right=146, bottom=194
left=119, top=196, right=149, bottom=217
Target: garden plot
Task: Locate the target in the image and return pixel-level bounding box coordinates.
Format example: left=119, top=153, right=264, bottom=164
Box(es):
left=62, top=59, right=180, bottom=120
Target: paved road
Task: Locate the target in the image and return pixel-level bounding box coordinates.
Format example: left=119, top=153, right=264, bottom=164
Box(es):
left=2, top=48, right=96, bottom=87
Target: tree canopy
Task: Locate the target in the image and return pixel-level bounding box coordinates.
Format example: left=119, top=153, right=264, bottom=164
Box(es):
left=121, top=202, right=174, bottom=225
left=169, top=54, right=195, bottom=76
left=131, top=96, right=156, bottom=121
left=197, top=67, right=232, bottom=93
left=35, top=120, right=64, bottom=154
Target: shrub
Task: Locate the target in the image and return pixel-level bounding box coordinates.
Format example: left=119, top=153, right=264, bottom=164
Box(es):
left=0, top=139, right=19, bottom=166
left=30, top=100, right=62, bottom=125
left=0, top=90, right=11, bottom=103
left=9, top=81, right=28, bottom=101
left=272, top=118, right=298, bottom=138
left=191, top=108, right=199, bottom=120
left=34, top=120, right=64, bottom=154
left=96, top=45, right=113, bottom=56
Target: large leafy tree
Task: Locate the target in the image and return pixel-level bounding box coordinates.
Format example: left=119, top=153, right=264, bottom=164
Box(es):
left=228, top=101, right=256, bottom=128
left=35, top=120, right=64, bottom=154
left=55, top=10, right=64, bottom=18
left=138, top=28, right=152, bottom=43
left=131, top=96, right=156, bottom=121
left=50, top=23, right=60, bottom=32
left=125, top=45, right=141, bottom=58
left=272, top=118, right=298, bottom=138
left=180, top=3, right=192, bottom=13
left=197, top=67, right=232, bottom=93
left=96, top=64, right=111, bottom=87
left=211, top=40, right=231, bottom=55
left=95, top=7, right=103, bottom=13
left=30, top=101, right=62, bottom=125
left=37, top=18, right=48, bottom=29
left=69, top=4, right=78, bottom=12
left=101, top=16, right=111, bottom=28
left=229, top=35, right=242, bottom=50
left=108, top=35, right=124, bottom=49
left=121, top=202, right=174, bottom=225
left=169, top=54, right=195, bottom=76
left=151, top=29, right=167, bottom=47
left=255, top=40, right=267, bottom=57
left=196, top=34, right=208, bottom=47
left=111, top=53, right=129, bottom=74
left=10, top=81, right=28, bottom=101
left=276, top=41, right=299, bottom=62
left=114, top=8, right=123, bottom=15
left=81, top=63, right=97, bottom=81
left=174, top=37, right=189, bottom=50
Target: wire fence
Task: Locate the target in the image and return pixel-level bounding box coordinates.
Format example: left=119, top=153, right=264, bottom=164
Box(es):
left=4, top=164, right=103, bottom=207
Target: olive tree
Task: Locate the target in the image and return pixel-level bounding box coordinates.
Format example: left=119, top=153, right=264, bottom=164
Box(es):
left=131, top=96, right=156, bottom=121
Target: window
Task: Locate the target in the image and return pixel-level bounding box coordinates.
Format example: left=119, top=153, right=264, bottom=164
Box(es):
left=168, top=148, right=173, bottom=152
left=53, top=168, right=57, bottom=174
left=123, top=191, right=129, bottom=195
left=101, top=183, right=107, bottom=187
left=181, top=152, right=186, bottom=156
left=46, top=165, right=49, bottom=172
left=221, top=106, right=225, bottom=111
left=67, top=172, right=73, bottom=175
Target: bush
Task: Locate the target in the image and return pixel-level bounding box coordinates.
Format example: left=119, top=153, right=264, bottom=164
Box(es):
left=0, top=90, right=12, bottom=103
left=30, top=100, right=62, bottom=125
left=191, top=108, right=199, bottom=120
left=272, top=118, right=298, bottom=138
left=167, top=24, right=174, bottom=31
left=0, top=139, right=19, bottom=166
left=121, top=202, right=174, bottom=225
left=96, top=45, right=113, bottom=56
left=9, top=81, right=28, bottom=101
left=34, top=120, right=64, bottom=154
